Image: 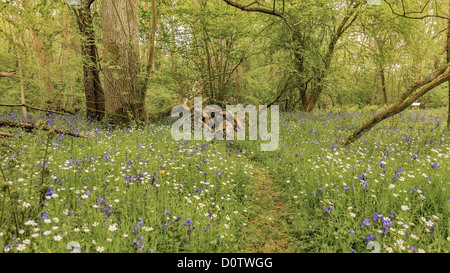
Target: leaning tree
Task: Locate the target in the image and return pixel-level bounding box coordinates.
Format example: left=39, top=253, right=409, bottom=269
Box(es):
left=341, top=0, right=450, bottom=146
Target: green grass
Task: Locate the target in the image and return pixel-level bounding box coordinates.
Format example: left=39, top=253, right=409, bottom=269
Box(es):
left=0, top=109, right=449, bottom=253
left=232, top=109, right=449, bottom=253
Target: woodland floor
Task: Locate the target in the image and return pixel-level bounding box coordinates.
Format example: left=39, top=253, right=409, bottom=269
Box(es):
left=239, top=161, right=297, bottom=253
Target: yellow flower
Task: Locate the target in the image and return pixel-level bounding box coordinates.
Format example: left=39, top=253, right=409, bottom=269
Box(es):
left=160, top=170, right=165, bottom=174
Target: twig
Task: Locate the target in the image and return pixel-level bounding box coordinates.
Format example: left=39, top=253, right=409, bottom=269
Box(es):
left=0, top=104, right=74, bottom=116
left=0, top=119, right=95, bottom=140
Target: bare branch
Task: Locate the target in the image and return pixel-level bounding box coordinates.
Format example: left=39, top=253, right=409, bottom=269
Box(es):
left=383, top=0, right=449, bottom=20
left=222, top=0, right=298, bottom=32
left=0, top=119, right=95, bottom=140
left=0, top=104, right=74, bottom=116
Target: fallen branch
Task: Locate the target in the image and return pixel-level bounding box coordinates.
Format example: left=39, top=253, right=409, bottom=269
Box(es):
left=0, top=132, right=12, bottom=138
left=0, top=138, right=15, bottom=153
left=148, top=97, right=209, bottom=119
left=0, top=119, right=95, bottom=140
left=0, top=104, right=73, bottom=116
left=0, top=132, right=15, bottom=153
left=0, top=71, right=17, bottom=77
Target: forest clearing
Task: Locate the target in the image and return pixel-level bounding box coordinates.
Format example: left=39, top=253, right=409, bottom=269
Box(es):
left=0, top=0, right=449, bottom=255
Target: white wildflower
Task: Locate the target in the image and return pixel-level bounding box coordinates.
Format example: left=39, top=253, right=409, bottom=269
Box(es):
left=108, top=224, right=118, bottom=232
left=16, top=244, right=26, bottom=252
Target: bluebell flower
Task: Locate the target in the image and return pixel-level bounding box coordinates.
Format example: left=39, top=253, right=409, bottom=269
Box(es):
left=183, top=218, right=192, bottom=226
left=360, top=219, right=371, bottom=227
left=4, top=244, right=14, bottom=251
left=45, top=188, right=54, bottom=196
left=133, top=236, right=145, bottom=251
left=371, top=212, right=381, bottom=222
left=366, top=234, right=375, bottom=244
left=38, top=211, right=49, bottom=219
left=133, top=218, right=144, bottom=234
left=361, top=180, right=369, bottom=190
left=102, top=205, right=112, bottom=217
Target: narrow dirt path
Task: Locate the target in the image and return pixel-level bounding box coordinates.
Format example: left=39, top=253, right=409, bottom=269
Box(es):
left=240, top=163, right=296, bottom=253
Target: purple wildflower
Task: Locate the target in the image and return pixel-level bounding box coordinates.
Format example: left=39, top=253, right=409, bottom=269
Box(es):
left=366, top=234, right=375, bottom=244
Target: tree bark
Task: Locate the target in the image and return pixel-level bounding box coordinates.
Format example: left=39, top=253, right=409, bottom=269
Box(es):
left=295, top=2, right=362, bottom=112
left=371, top=73, right=378, bottom=105
left=73, top=0, right=105, bottom=121
left=102, top=0, right=145, bottom=125
left=447, top=2, right=450, bottom=128
left=379, top=66, right=388, bottom=105
left=341, top=63, right=450, bottom=147
left=17, top=52, right=27, bottom=118
left=22, top=0, right=53, bottom=96
left=144, top=0, right=157, bottom=86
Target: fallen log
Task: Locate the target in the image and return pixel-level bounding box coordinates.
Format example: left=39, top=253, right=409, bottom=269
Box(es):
left=0, top=104, right=73, bottom=116
left=0, top=132, right=15, bottom=153
left=0, top=132, right=12, bottom=138
left=0, top=71, right=17, bottom=77
left=148, top=97, right=209, bottom=119
left=0, top=138, right=16, bottom=153
left=0, top=119, right=95, bottom=140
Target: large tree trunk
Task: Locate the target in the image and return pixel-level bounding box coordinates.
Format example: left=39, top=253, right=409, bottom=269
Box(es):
left=447, top=2, right=450, bottom=128
left=22, top=0, right=53, bottom=97
left=102, top=0, right=145, bottom=125
left=74, top=0, right=105, bottom=121
left=341, top=63, right=450, bottom=147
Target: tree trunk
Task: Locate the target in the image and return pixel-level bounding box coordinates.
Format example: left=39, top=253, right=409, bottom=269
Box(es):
left=371, top=73, right=378, bottom=105
left=17, top=51, right=27, bottom=118
left=74, top=0, right=105, bottom=121
left=447, top=2, right=450, bottom=128
left=22, top=0, right=53, bottom=97
left=379, top=66, right=388, bottom=105
left=145, top=0, right=157, bottom=84
left=102, top=0, right=145, bottom=125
